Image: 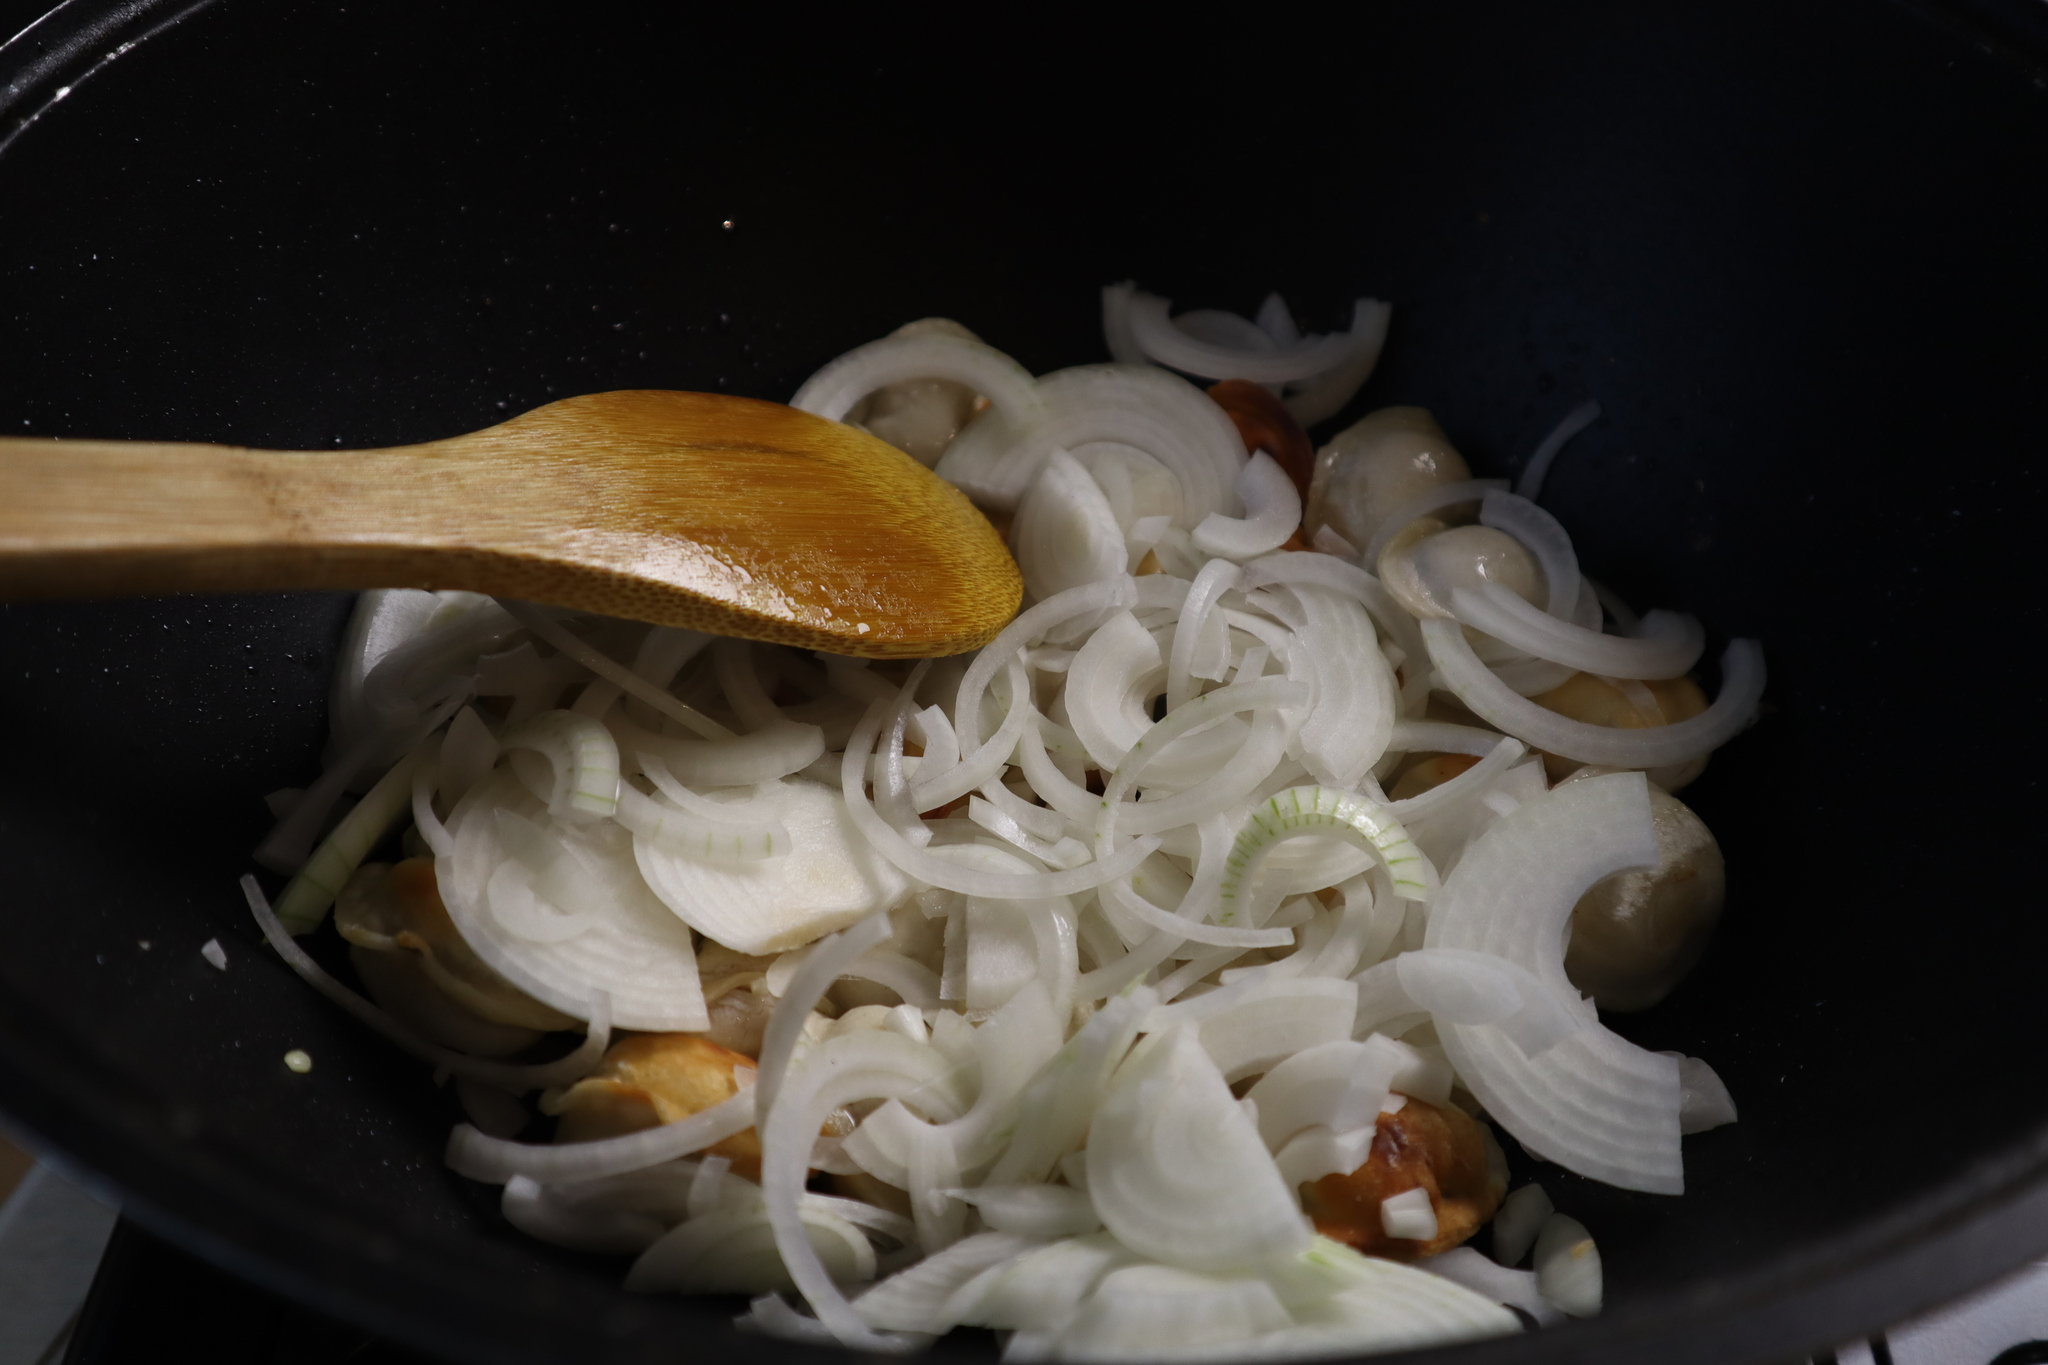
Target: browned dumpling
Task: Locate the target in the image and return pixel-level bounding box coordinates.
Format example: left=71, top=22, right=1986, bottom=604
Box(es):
left=549, top=1033, right=762, bottom=1180
left=1296, top=1098, right=1506, bottom=1262
left=335, top=859, right=576, bottom=1033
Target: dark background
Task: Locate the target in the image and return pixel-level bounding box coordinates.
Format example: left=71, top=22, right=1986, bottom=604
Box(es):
left=2, top=2, right=2046, bottom=1362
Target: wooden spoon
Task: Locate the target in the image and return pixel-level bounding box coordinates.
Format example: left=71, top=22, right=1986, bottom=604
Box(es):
left=0, top=390, right=1022, bottom=657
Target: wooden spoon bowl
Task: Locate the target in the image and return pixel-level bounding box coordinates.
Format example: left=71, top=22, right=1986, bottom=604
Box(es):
left=0, top=390, right=1022, bottom=657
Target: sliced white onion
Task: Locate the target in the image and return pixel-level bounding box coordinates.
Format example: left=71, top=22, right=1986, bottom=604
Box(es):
left=1282, top=299, right=1394, bottom=428
left=791, top=329, right=1043, bottom=427
left=983, top=987, right=1155, bottom=1187
left=501, top=1175, right=664, bottom=1255
left=613, top=782, right=788, bottom=863
left=1512, top=399, right=1603, bottom=502
left=760, top=1029, right=961, bottom=1348
left=1064, top=609, right=1163, bottom=771
left=1533, top=1213, right=1602, bottom=1317
left=245, top=874, right=612, bottom=1096
left=938, top=365, right=1245, bottom=521
left=1490, top=1183, right=1553, bottom=1267
left=627, top=1193, right=875, bottom=1296
left=1418, top=1246, right=1562, bottom=1327
left=1014, top=450, right=1130, bottom=606
left=1146, top=977, right=1359, bottom=1084
left=1058, top=1262, right=1293, bottom=1358
left=496, top=600, right=730, bottom=741
left=440, top=769, right=705, bottom=1030
left=854, top=1231, right=1047, bottom=1333
left=951, top=575, right=1137, bottom=756
left=1450, top=583, right=1705, bottom=680
left=1288, top=585, right=1396, bottom=789
left=1192, top=453, right=1303, bottom=561
left=1168, top=558, right=1241, bottom=711
left=1476, top=490, right=1581, bottom=620
left=1245, top=1038, right=1405, bottom=1150
left=1273, top=1125, right=1377, bottom=1188
left=1423, top=773, right=1683, bottom=1193
left=614, top=714, right=825, bottom=787
left=949, top=1185, right=1102, bottom=1238
left=1127, top=291, right=1361, bottom=384
left=1663, top=1053, right=1740, bottom=1133
left=1424, top=621, right=1766, bottom=768
left=1087, top=1027, right=1312, bottom=1272
left=446, top=1086, right=755, bottom=1184
left=952, top=1232, right=1137, bottom=1334
left=1386, top=949, right=1585, bottom=1057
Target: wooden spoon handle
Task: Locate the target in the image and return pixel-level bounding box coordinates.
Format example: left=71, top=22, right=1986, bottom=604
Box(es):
left=0, top=437, right=434, bottom=598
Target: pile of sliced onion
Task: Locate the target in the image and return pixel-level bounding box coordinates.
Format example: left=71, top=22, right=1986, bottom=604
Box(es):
left=251, top=283, right=1765, bottom=1362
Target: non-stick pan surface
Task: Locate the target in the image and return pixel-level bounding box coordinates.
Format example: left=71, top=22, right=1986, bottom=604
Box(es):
left=3, top=2, right=2047, bottom=1362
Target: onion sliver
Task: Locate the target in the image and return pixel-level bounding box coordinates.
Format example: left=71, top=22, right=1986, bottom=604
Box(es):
left=843, top=701, right=1160, bottom=898
left=951, top=575, right=1137, bottom=755
left=613, top=714, right=825, bottom=787
left=496, top=599, right=731, bottom=740
left=1283, top=299, right=1395, bottom=428
left=1290, top=585, right=1396, bottom=789
left=1013, top=449, right=1129, bottom=605
left=983, top=986, right=1154, bottom=1187
left=1450, top=583, right=1705, bottom=680
left=1423, top=773, right=1683, bottom=1193
left=1388, top=735, right=1525, bottom=825
left=790, top=329, right=1043, bottom=427
left=1424, top=621, right=1766, bottom=767
left=1064, top=609, right=1165, bottom=771
left=761, top=1031, right=957, bottom=1349
left=1126, top=291, right=1360, bottom=384
left=1476, top=490, right=1581, bottom=620
left=1360, top=479, right=1510, bottom=570
left=938, top=365, right=1245, bottom=521
left=1219, top=788, right=1434, bottom=926
left=1168, top=558, right=1241, bottom=711
left=1192, top=453, right=1302, bottom=561
left=1086, top=1026, right=1311, bottom=1273
left=1512, top=399, right=1602, bottom=503
left=442, top=769, right=707, bottom=1031
left=854, top=1232, right=1048, bottom=1333
left=446, top=1087, right=753, bottom=1185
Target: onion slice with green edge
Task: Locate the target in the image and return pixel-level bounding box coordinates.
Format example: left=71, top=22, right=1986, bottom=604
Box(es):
left=1086, top=1026, right=1311, bottom=1273
left=242, top=875, right=611, bottom=1096
left=1423, top=772, right=1683, bottom=1193
left=1217, top=788, right=1435, bottom=930
left=607, top=712, right=824, bottom=787
left=1449, top=582, right=1705, bottom=680
left=1424, top=619, right=1766, bottom=767
left=274, top=735, right=436, bottom=933
left=499, top=709, right=621, bottom=824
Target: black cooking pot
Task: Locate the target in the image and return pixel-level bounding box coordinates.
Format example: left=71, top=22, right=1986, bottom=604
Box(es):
left=4, top=2, right=2047, bottom=1362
